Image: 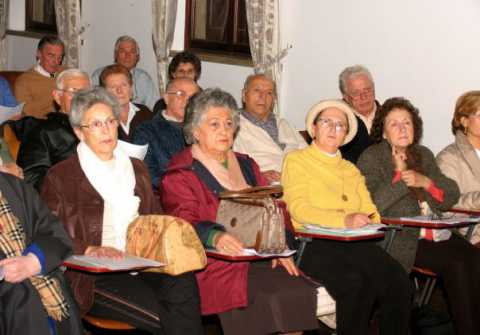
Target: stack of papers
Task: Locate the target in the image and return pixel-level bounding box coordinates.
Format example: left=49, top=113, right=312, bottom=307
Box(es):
left=65, top=254, right=164, bottom=271
left=396, top=214, right=480, bottom=225
left=301, top=223, right=386, bottom=237
left=242, top=248, right=296, bottom=257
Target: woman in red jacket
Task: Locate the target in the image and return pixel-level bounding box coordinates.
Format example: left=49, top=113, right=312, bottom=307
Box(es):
left=161, top=88, right=319, bottom=335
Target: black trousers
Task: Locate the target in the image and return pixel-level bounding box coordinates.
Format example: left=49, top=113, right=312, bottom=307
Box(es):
left=415, top=234, right=480, bottom=335
left=300, top=239, right=412, bottom=335
left=88, top=271, right=203, bottom=335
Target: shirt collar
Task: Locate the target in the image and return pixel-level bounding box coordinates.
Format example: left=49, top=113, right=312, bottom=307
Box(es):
left=35, top=63, right=54, bottom=78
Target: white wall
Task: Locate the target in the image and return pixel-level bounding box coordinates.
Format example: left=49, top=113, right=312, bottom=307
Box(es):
left=7, top=0, right=480, bottom=153
left=280, top=0, right=480, bottom=154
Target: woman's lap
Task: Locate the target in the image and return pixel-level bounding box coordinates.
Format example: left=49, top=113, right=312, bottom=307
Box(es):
left=218, top=261, right=318, bottom=335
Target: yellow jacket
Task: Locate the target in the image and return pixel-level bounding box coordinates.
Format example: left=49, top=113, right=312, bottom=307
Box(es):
left=281, top=144, right=379, bottom=229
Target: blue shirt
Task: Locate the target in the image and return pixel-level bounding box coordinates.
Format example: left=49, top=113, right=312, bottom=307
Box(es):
left=0, top=76, right=18, bottom=107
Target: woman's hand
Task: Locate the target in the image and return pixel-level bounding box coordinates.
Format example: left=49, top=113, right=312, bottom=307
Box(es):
left=392, top=148, right=407, bottom=171
left=261, top=170, right=281, bottom=184
left=0, top=163, right=24, bottom=179
left=344, top=213, right=371, bottom=228
left=215, top=233, right=244, bottom=255
left=0, top=253, right=41, bottom=283
left=272, top=257, right=299, bottom=276
left=85, top=246, right=124, bottom=260
left=400, top=170, right=431, bottom=189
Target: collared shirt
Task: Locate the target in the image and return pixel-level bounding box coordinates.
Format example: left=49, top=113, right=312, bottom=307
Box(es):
left=353, top=103, right=377, bottom=134
left=91, top=66, right=160, bottom=110
left=119, top=102, right=140, bottom=135
left=34, top=64, right=53, bottom=78
left=240, top=109, right=286, bottom=150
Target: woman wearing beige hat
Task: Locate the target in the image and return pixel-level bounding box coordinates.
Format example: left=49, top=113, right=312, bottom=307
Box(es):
left=281, top=99, right=411, bottom=335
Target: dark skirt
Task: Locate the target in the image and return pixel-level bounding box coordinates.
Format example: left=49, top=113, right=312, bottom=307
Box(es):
left=300, top=239, right=412, bottom=335
left=415, top=234, right=480, bottom=335
left=88, top=271, right=203, bottom=335
left=218, top=261, right=318, bottom=335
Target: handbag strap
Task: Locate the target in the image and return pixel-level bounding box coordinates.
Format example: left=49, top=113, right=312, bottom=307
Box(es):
left=219, top=185, right=283, bottom=199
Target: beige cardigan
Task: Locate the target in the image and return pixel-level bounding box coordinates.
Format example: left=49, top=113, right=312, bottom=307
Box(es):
left=437, top=131, right=480, bottom=243
left=233, top=114, right=306, bottom=172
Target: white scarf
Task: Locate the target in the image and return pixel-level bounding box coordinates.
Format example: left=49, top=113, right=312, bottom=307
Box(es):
left=77, top=141, right=140, bottom=250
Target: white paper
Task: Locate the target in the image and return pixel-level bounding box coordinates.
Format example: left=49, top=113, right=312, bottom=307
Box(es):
left=396, top=213, right=480, bottom=225
left=65, top=254, right=164, bottom=271
left=117, top=140, right=148, bottom=160
left=0, top=103, right=24, bottom=124
left=301, top=223, right=386, bottom=236
left=241, top=248, right=296, bottom=257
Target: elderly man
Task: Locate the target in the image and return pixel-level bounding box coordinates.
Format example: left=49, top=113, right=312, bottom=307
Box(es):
left=0, top=172, right=83, bottom=335
left=153, top=51, right=202, bottom=115
left=132, top=78, right=200, bottom=190
left=17, top=69, right=90, bottom=190
left=15, top=36, right=64, bottom=119
left=92, top=35, right=159, bottom=110
left=233, top=73, right=306, bottom=183
left=339, top=65, right=381, bottom=163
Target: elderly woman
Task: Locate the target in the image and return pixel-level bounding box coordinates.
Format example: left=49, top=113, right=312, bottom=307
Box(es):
left=437, top=91, right=480, bottom=244
left=161, top=88, right=318, bottom=335
left=281, top=99, right=411, bottom=335
left=41, top=87, right=203, bottom=335
left=100, top=64, right=152, bottom=142
left=357, top=97, right=480, bottom=335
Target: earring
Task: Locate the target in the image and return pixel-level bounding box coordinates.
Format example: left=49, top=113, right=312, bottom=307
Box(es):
left=464, top=126, right=468, bottom=135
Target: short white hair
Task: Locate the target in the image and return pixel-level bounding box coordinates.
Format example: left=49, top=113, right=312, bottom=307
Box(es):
left=338, top=65, right=374, bottom=95
left=56, top=69, right=90, bottom=90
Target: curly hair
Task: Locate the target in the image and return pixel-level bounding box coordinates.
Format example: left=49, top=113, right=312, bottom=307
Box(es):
left=370, top=97, right=423, bottom=145
left=168, top=51, right=202, bottom=81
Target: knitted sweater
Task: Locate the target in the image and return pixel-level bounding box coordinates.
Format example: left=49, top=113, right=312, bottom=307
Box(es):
left=281, top=143, right=380, bottom=229
left=131, top=112, right=185, bottom=189
left=14, top=68, right=56, bottom=119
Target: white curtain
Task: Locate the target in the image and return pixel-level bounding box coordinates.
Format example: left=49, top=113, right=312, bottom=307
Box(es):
left=54, top=0, right=81, bottom=68
left=0, top=0, right=9, bottom=70
left=151, top=0, right=177, bottom=94
left=246, top=0, right=287, bottom=114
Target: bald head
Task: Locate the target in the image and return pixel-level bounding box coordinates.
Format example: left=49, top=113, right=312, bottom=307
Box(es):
left=164, top=78, right=200, bottom=122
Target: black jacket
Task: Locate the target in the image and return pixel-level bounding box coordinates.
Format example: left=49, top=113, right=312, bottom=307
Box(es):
left=0, top=173, right=83, bottom=335
left=17, top=112, right=78, bottom=191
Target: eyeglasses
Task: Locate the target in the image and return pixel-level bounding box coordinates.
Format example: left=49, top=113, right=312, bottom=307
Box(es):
left=347, top=87, right=374, bottom=100
left=80, top=117, right=118, bottom=132
left=57, top=88, right=81, bottom=96
left=316, top=118, right=347, bottom=133
left=166, top=90, right=188, bottom=99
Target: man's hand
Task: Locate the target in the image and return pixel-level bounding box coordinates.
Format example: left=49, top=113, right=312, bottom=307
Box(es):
left=0, top=253, right=41, bottom=283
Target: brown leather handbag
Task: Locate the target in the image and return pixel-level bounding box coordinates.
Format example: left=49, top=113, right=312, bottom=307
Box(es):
left=126, top=215, right=207, bottom=276
left=216, top=185, right=287, bottom=253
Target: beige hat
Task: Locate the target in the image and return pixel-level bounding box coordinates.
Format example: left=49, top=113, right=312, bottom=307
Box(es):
left=305, top=99, right=358, bottom=146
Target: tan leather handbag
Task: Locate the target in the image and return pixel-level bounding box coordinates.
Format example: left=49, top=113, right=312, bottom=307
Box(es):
left=126, top=215, right=207, bottom=276
left=216, top=185, right=287, bottom=253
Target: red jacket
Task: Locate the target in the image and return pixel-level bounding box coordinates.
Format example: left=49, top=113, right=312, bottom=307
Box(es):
left=160, top=147, right=268, bottom=315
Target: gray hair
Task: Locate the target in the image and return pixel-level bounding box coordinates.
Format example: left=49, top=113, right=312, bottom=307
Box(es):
left=69, top=87, right=121, bottom=128
left=243, top=73, right=277, bottom=97
left=338, top=65, right=374, bottom=95
left=37, top=36, right=64, bottom=51
left=56, top=69, right=90, bottom=90
left=114, top=35, right=139, bottom=56
left=183, top=88, right=239, bottom=145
